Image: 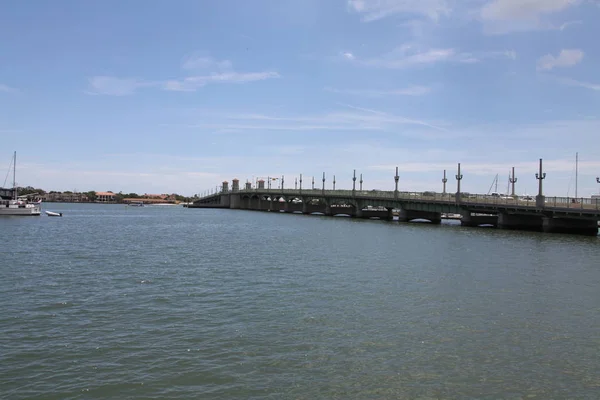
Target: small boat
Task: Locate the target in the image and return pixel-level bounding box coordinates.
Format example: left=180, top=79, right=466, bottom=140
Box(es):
left=128, top=201, right=144, bottom=207
left=45, top=211, right=63, bottom=217
left=1, top=152, right=41, bottom=216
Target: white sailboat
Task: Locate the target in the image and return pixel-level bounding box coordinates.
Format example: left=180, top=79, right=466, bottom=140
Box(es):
left=0, top=152, right=41, bottom=216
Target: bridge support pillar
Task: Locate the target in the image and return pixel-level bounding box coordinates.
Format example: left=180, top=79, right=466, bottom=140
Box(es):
left=461, top=212, right=498, bottom=227
left=229, top=194, right=240, bottom=209
left=383, top=208, right=394, bottom=221
left=324, top=204, right=333, bottom=217
left=355, top=207, right=364, bottom=218
left=542, top=217, right=598, bottom=236
left=498, top=213, right=542, bottom=232
left=398, top=209, right=441, bottom=224
left=220, top=194, right=231, bottom=208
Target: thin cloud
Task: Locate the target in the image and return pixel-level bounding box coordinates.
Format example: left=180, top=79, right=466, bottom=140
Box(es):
left=548, top=75, right=600, bottom=91
left=87, top=54, right=279, bottom=95
left=537, top=49, right=584, bottom=71
left=325, top=86, right=433, bottom=96
left=344, top=45, right=516, bottom=69
left=367, top=159, right=600, bottom=175
left=86, top=76, right=155, bottom=96
left=480, top=0, right=583, bottom=34
left=481, top=0, right=581, bottom=21
left=559, top=20, right=583, bottom=30
left=347, top=0, right=452, bottom=22
left=186, top=105, right=448, bottom=134
left=164, top=71, right=280, bottom=92
left=0, top=83, right=18, bottom=93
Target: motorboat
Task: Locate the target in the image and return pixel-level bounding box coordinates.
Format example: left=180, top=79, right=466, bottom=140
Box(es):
left=45, top=211, right=63, bottom=217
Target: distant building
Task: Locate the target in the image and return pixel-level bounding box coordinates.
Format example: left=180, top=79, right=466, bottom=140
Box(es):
left=96, top=191, right=116, bottom=202
left=46, top=192, right=90, bottom=202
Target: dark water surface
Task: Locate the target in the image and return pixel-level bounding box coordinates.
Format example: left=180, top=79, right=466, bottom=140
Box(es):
left=1, top=203, right=599, bottom=399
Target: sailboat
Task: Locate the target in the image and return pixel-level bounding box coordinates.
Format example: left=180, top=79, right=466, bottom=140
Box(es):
left=0, top=152, right=41, bottom=216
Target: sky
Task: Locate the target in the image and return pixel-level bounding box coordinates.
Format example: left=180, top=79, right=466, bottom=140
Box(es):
left=1, top=0, right=600, bottom=197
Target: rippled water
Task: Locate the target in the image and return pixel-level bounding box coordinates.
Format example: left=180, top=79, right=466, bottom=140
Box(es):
left=1, top=203, right=599, bottom=399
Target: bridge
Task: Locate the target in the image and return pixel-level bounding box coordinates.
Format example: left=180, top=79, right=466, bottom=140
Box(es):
left=189, top=162, right=600, bottom=236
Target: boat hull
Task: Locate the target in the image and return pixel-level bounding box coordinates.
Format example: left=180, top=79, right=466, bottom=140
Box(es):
left=0, top=206, right=41, bottom=216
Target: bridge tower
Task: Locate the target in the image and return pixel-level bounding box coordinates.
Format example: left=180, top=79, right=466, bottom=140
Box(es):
left=245, top=181, right=251, bottom=190
left=222, top=181, right=229, bottom=193
left=232, top=179, right=239, bottom=192
left=455, top=163, right=463, bottom=203
left=257, top=179, right=265, bottom=189
left=509, top=167, right=518, bottom=196
left=535, top=158, right=546, bottom=208
left=394, top=167, right=399, bottom=199
left=442, top=170, right=447, bottom=194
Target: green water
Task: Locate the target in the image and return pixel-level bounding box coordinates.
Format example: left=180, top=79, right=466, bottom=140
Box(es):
left=1, top=204, right=599, bottom=399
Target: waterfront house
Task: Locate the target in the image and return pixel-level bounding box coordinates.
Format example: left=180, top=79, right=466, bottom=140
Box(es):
left=96, top=191, right=116, bottom=202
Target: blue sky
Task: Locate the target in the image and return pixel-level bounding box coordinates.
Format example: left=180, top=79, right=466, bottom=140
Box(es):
left=1, top=0, right=600, bottom=196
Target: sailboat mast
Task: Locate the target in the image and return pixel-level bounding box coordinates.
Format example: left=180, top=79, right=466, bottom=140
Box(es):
left=575, top=152, right=578, bottom=199
left=13, top=151, right=16, bottom=200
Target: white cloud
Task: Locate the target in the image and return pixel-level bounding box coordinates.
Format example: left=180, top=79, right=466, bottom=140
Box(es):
left=347, top=0, right=452, bottom=22
left=325, top=86, right=432, bottom=96
left=87, top=54, right=279, bottom=95
left=481, top=0, right=580, bottom=21
left=87, top=76, right=153, bottom=96
left=0, top=83, right=17, bottom=93
left=480, top=0, right=583, bottom=34
left=549, top=75, right=600, bottom=91
left=537, top=49, right=584, bottom=71
left=559, top=20, right=583, bottom=30
left=183, top=105, right=448, bottom=134
left=346, top=45, right=516, bottom=68
left=163, top=71, right=280, bottom=92
left=342, top=52, right=355, bottom=60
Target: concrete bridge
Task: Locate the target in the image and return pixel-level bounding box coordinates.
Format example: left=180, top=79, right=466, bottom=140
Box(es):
left=190, top=163, right=600, bottom=236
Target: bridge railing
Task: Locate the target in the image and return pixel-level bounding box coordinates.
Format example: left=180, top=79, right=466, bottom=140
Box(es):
left=196, top=189, right=600, bottom=211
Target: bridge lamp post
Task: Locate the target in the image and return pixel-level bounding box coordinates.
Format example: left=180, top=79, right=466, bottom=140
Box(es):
left=360, top=174, right=363, bottom=191
left=455, top=163, right=463, bottom=203
left=535, top=158, right=546, bottom=208
left=352, top=169, right=357, bottom=196
left=281, top=175, right=284, bottom=190
left=295, top=177, right=297, bottom=190
left=394, top=167, right=399, bottom=199
left=322, top=172, right=326, bottom=194
left=442, top=170, right=447, bottom=195
left=509, top=167, right=518, bottom=197
left=299, top=174, right=303, bottom=193
left=312, top=176, right=315, bottom=190
left=333, top=175, right=336, bottom=190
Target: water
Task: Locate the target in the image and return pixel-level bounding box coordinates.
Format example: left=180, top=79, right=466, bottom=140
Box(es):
left=1, top=203, right=599, bottom=399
